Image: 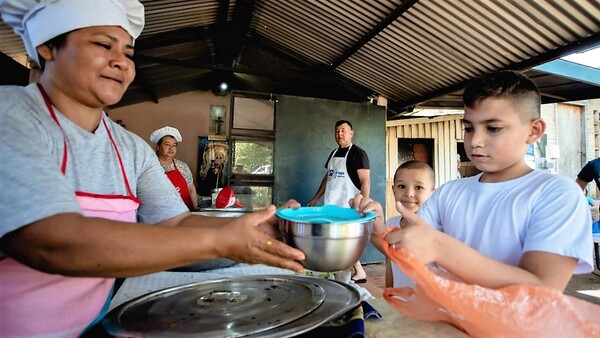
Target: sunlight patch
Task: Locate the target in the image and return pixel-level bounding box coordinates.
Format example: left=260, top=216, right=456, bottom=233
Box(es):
left=576, top=289, right=600, bottom=298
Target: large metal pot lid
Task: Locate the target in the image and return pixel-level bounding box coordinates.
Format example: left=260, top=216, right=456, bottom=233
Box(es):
left=103, top=276, right=326, bottom=338
left=244, top=275, right=362, bottom=338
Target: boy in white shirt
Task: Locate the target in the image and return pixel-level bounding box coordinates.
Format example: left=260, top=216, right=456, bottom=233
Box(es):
left=384, top=160, right=435, bottom=287
left=359, top=70, right=592, bottom=291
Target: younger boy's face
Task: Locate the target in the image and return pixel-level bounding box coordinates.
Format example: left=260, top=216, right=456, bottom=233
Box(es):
left=392, top=169, right=435, bottom=213
left=463, top=97, right=543, bottom=182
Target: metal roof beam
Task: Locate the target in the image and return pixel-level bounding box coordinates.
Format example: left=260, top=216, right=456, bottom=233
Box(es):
left=134, top=53, right=368, bottom=99
left=204, top=0, right=256, bottom=68
left=133, top=66, right=159, bottom=104
left=533, top=59, right=600, bottom=87
left=134, top=26, right=207, bottom=51
left=330, top=0, right=419, bottom=69
left=216, top=0, right=230, bottom=24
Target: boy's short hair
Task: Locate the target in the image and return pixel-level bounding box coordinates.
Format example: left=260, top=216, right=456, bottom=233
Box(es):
left=395, top=160, right=435, bottom=186
left=335, top=120, right=353, bottom=130
left=462, top=70, right=541, bottom=121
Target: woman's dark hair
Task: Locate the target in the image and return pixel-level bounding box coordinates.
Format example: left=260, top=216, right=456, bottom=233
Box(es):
left=37, top=32, right=69, bottom=70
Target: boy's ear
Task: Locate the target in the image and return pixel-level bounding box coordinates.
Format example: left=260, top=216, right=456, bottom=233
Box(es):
left=526, top=117, right=546, bottom=144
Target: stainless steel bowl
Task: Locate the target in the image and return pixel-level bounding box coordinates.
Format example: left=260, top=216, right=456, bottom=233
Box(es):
left=278, top=217, right=373, bottom=272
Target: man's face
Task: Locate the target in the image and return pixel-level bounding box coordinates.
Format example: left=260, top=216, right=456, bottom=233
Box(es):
left=335, top=123, right=353, bottom=148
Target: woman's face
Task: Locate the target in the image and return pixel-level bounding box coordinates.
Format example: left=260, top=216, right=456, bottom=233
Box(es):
left=41, top=26, right=136, bottom=108
left=157, top=136, right=178, bottom=159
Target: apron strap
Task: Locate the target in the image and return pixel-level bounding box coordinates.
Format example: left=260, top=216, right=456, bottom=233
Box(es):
left=37, top=83, right=68, bottom=174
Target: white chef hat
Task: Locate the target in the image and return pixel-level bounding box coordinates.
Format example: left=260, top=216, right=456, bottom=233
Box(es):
left=0, top=0, right=144, bottom=66
left=150, top=126, right=182, bottom=144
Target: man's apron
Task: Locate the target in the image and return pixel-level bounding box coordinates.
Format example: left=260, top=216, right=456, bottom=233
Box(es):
left=166, top=160, right=194, bottom=210
left=323, top=144, right=360, bottom=207
left=0, top=84, right=140, bottom=337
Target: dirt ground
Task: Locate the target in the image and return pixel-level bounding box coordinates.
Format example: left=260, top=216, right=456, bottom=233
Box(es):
left=564, top=269, right=600, bottom=305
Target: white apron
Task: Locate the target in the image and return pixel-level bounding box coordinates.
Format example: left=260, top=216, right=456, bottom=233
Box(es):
left=323, top=144, right=360, bottom=207
left=0, top=84, right=140, bottom=338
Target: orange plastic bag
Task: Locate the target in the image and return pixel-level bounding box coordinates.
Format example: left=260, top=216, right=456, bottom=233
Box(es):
left=381, top=228, right=600, bottom=337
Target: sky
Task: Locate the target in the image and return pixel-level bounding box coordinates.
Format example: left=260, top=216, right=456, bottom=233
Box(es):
left=562, top=47, right=600, bottom=68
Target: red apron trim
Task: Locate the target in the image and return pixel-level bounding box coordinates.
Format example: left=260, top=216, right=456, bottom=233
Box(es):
left=102, top=118, right=138, bottom=200
left=37, top=84, right=140, bottom=203
left=75, top=191, right=141, bottom=204
left=37, top=83, right=68, bottom=173
left=166, top=160, right=194, bottom=210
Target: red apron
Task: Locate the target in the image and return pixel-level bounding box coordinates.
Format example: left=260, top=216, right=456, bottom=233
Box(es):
left=166, top=160, right=194, bottom=210
left=0, top=84, right=141, bottom=337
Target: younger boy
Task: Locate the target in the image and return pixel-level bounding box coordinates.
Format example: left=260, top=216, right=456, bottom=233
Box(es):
left=363, top=70, right=592, bottom=291
left=384, top=160, right=435, bottom=287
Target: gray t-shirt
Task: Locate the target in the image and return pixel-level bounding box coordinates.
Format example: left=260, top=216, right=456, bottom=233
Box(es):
left=0, top=84, right=188, bottom=241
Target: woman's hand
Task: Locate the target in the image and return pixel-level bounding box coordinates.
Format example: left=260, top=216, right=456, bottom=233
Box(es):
left=215, top=205, right=305, bottom=272
left=256, top=199, right=301, bottom=239
left=385, top=201, right=440, bottom=264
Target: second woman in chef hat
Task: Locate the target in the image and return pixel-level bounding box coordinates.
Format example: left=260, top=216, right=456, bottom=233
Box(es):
left=151, top=126, right=199, bottom=211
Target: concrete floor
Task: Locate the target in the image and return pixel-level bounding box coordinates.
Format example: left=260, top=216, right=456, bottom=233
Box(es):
left=564, top=270, right=600, bottom=305
left=361, top=262, right=600, bottom=306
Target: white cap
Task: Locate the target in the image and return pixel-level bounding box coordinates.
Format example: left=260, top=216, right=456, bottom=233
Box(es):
left=150, top=126, right=182, bottom=144
left=0, top=0, right=144, bottom=66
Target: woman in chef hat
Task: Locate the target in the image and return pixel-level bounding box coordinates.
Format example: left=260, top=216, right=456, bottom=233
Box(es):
left=150, top=126, right=199, bottom=211
left=0, top=1, right=304, bottom=336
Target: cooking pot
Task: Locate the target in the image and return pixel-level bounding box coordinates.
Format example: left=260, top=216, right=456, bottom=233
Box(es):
left=276, top=205, right=375, bottom=272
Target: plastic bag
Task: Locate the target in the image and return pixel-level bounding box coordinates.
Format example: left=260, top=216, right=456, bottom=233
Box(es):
left=381, top=228, right=600, bottom=337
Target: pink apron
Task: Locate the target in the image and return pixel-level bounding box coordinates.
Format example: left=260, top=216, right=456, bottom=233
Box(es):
left=0, top=84, right=141, bottom=337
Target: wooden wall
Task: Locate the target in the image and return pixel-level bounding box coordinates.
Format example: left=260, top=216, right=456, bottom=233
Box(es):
left=385, top=114, right=463, bottom=218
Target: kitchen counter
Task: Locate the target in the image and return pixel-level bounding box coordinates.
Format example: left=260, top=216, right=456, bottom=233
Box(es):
left=105, top=265, right=468, bottom=337
left=365, top=298, right=468, bottom=337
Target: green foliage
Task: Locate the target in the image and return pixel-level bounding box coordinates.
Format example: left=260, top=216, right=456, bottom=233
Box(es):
left=233, top=141, right=274, bottom=208
left=234, top=141, right=272, bottom=173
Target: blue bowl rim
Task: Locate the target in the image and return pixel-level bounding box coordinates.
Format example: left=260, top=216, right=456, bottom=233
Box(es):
left=275, top=205, right=376, bottom=224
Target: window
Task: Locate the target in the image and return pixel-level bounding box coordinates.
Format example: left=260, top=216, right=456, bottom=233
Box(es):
left=232, top=97, right=274, bottom=131
left=228, top=93, right=276, bottom=210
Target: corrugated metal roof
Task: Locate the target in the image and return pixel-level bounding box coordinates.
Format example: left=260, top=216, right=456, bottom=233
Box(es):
left=338, top=0, right=600, bottom=107
left=1, top=0, right=600, bottom=116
